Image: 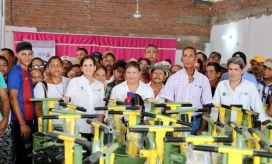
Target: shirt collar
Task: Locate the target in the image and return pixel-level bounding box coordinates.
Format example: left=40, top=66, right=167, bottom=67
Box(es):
left=181, top=68, right=198, bottom=78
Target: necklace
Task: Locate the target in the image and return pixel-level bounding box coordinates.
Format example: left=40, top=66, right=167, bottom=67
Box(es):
left=49, top=77, right=64, bottom=97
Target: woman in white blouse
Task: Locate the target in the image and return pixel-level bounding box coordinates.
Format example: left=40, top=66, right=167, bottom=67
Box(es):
left=34, top=56, right=70, bottom=118
left=63, top=56, right=105, bottom=139
left=110, top=61, right=155, bottom=113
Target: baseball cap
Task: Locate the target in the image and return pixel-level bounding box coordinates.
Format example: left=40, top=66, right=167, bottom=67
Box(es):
left=102, top=51, right=116, bottom=60
left=90, top=52, right=102, bottom=61
left=232, top=51, right=247, bottom=64
left=114, top=60, right=127, bottom=70
left=146, top=61, right=171, bottom=77
left=16, top=41, right=32, bottom=53
left=263, top=61, right=272, bottom=69
left=138, top=57, right=151, bottom=65
left=249, top=55, right=265, bottom=64
left=60, top=56, right=71, bottom=62
left=209, top=52, right=221, bottom=59
left=220, top=63, right=228, bottom=70
left=70, top=57, right=79, bottom=65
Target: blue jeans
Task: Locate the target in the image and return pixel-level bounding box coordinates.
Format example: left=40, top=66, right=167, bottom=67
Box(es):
left=191, top=116, right=202, bottom=135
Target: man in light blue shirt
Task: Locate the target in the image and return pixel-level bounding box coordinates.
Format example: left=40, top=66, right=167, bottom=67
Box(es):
left=220, top=51, right=258, bottom=88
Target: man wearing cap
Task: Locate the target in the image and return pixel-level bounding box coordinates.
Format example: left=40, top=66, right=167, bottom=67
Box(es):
left=102, top=51, right=116, bottom=83
left=60, top=55, right=73, bottom=77
left=161, top=46, right=213, bottom=135
left=208, top=52, right=221, bottom=64
left=90, top=52, right=102, bottom=66
left=76, top=48, right=88, bottom=62
left=258, top=59, right=272, bottom=116
left=220, top=51, right=258, bottom=88
left=220, top=63, right=228, bottom=74
left=105, top=60, right=127, bottom=102
left=211, top=57, right=267, bottom=130
left=144, top=44, right=158, bottom=66
left=250, top=55, right=265, bottom=82
left=147, top=61, right=170, bottom=113
left=7, top=41, right=34, bottom=164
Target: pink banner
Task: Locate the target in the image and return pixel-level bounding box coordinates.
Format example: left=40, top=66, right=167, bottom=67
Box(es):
left=14, top=31, right=176, bottom=63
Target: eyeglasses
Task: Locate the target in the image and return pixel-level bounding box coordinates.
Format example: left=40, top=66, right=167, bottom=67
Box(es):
left=70, top=70, right=81, bottom=76
left=32, top=65, right=44, bottom=69
left=264, top=66, right=272, bottom=71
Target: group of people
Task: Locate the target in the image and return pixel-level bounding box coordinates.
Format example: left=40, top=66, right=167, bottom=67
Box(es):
left=0, top=41, right=271, bottom=164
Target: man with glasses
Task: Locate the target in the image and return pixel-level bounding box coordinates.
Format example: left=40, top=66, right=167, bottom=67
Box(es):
left=258, top=59, right=272, bottom=116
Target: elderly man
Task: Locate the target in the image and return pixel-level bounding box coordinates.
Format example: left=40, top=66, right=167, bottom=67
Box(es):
left=147, top=61, right=171, bottom=113
left=211, top=57, right=267, bottom=129
left=249, top=55, right=265, bottom=82
left=161, top=46, right=213, bottom=135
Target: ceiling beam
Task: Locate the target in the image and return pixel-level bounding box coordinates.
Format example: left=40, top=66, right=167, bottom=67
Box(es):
left=177, top=16, right=211, bottom=25
left=212, top=3, right=272, bottom=25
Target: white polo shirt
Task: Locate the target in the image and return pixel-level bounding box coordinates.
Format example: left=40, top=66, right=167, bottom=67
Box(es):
left=110, top=80, right=155, bottom=112
left=147, top=82, right=165, bottom=113
left=65, top=76, right=105, bottom=133
left=211, top=79, right=267, bottom=122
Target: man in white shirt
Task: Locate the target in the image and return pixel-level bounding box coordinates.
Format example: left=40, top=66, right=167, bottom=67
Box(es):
left=211, top=57, right=267, bottom=129
left=147, top=61, right=171, bottom=113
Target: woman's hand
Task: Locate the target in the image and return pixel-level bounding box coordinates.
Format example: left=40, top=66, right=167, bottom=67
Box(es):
left=62, top=96, right=71, bottom=103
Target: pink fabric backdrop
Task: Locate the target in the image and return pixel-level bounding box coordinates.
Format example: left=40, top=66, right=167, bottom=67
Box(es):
left=14, top=31, right=177, bottom=63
